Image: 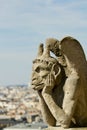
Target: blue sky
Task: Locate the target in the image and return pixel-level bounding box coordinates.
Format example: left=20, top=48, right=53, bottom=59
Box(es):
left=0, top=0, right=87, bottom=86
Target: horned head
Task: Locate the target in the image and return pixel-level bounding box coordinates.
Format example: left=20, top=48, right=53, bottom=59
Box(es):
left=31, top=42, right=63, bottom=91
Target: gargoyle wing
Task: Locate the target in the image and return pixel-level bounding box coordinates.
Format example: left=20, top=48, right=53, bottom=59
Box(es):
left=59, top=36, right=87, bottom=74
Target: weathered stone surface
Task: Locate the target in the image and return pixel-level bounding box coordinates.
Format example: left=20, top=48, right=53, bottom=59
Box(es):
left=31, top=36, right=87, bottom=128
left=45, top=127, right=87, bottom=130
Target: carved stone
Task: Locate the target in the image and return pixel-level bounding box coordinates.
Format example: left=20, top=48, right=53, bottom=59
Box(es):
left=45, top=127, right=87, bottom=130
left=31, top=36, right=87, bottom=128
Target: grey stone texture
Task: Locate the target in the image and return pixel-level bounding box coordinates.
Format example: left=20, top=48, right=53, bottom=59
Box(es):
left=45, top=127, right=87, bottom=130
left=31, top=36, right=87, bottom=128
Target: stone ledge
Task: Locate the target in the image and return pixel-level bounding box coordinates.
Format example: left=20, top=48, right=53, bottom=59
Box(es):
left=44, top=127, right=87, bottom=130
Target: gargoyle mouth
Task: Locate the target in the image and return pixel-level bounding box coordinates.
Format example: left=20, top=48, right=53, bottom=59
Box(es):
left=32, top=83, right=44, bottom=90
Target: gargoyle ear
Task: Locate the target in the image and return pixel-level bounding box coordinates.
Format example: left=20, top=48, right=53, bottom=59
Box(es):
left=52, top=64, right=61, bottom=79
left=37, top=43, right=44, bottom=57
left=52, top=64, right=58, bottom=75
left=51, top=64, right=62, bottom=86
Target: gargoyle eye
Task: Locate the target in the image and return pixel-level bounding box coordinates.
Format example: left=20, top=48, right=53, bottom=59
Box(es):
left=35, top=67, right=40, bottom=73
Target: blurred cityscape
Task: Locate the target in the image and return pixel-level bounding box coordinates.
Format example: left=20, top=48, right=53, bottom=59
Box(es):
left=0, top=85, right=46, bottom=129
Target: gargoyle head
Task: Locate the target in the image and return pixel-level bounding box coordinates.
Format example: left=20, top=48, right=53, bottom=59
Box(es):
left=31, top=43, right=63, bottom=91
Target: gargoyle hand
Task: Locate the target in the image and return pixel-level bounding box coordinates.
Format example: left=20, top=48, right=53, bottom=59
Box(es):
left=42, top=73, right=55, bottom=93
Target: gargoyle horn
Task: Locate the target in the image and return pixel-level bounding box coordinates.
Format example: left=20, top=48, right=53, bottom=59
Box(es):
left=43, top=45, right=50, bottom=58
left=37, top=43, right=44, bottom=57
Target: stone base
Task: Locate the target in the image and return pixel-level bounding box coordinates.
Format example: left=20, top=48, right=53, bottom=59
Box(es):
left=44, top=127, right=87, bottom=130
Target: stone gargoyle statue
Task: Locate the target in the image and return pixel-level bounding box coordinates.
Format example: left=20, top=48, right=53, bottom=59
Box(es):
left=31, top=36, right=87, bottom=128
